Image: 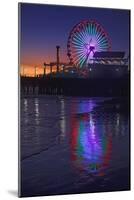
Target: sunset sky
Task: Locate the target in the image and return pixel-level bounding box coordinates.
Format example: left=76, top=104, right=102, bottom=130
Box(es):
left=20, top=3, right=130, bottom=76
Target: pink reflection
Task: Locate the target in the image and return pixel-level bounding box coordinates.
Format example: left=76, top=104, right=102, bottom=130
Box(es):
left=71, top=103, right=112, bottom=176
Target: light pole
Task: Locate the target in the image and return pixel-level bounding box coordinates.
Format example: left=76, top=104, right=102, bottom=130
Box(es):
left=56, top=45, right=60, bottom=72
left=22, top=65, right=25, bottom=76
left=44, top=62, right=46, bottom=75
left=50, top=63, right=53, bottom=74
left=34, top=66, right=37, bottom=77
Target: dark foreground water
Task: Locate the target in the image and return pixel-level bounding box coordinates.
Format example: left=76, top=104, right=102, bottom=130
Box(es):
left=20, top=96, right=130, bottom=197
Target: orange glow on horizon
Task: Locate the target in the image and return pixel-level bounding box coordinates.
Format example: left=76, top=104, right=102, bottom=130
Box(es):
left=20, top=64, right=65, bottom=77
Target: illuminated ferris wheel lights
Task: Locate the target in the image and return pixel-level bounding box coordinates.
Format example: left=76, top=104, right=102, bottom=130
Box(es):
left=67, top=20, right=111, bottom=67
left=68, top=21, right=111, bottom=67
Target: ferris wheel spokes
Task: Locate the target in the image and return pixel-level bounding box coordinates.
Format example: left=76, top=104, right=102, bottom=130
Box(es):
left=67, top=20, right=111, bottom=68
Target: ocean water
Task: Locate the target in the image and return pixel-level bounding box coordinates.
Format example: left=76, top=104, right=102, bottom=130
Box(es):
left=20, top=96, right=130, bottom=197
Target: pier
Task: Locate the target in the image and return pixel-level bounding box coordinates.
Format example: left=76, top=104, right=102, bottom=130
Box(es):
left=21, top=47, right=130, bottom=97
left=21, top=74, right=129, bottom=97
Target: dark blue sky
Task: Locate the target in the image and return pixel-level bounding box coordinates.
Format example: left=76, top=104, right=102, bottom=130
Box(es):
left=20, top=3, right=130, bottom=66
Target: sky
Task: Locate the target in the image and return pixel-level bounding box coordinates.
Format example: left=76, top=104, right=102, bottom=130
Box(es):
left=20, top=3, right=130, bottom=76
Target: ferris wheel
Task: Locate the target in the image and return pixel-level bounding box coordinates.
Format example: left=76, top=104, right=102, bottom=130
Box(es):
left=67, top=20, right=111, bottom=68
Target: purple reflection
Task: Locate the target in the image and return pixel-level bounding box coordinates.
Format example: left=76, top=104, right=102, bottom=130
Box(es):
left=77, top=114, right=103, bottom=172
left=71, top=103, right=112, bottom=176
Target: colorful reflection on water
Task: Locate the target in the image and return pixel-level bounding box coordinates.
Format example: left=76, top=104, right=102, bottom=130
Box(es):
left=21, top=96, right=129, bottom=196
left=71, top=101, right=112, bottom=176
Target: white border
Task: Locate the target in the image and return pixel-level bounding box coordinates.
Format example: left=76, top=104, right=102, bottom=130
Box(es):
left=0, top=0, right=133, bottom=199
